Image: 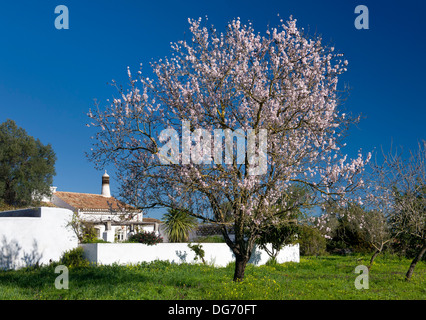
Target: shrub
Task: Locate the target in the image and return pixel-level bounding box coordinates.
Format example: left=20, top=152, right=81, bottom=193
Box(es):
left=128, top=231, right=163, bottom=245
left=59, top=247, right=90, bottom=268
left=392, top=232, right=426, bottom=261
left=256, top=221, right=300, bottom=259
left=188, top=243, right=206, bottom=264
left=298, top=225, right=327, bottom=256
left=81, top=224, right=107, bottom=243
left=163, top=208, right=197, bottom=242
left=68, top=212, right=104, bottom=244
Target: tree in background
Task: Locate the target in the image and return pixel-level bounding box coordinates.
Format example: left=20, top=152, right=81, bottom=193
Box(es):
left=358, top=208, right=391, bottom=268
left=298, top=224, right=328, bottom=256
left=320, top=201, right=391, bottom=267
left=256, top=184, right=311, bottom=260
left=88, top=17, right=370, bottom=281
left=368, top=141, right=425, bottom=280
left=0, top=119, right=56, bottom=208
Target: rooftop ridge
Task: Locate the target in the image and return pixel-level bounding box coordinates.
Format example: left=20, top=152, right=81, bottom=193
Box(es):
left=55, top=191, right=111, bottom=196
left=53, top=191, right=135, bottom=210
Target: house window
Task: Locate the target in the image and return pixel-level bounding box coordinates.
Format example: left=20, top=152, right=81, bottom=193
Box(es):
left=116, top=230, right=124, bottom=242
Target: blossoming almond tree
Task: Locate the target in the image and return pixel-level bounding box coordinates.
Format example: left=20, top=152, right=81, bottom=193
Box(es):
left=87, top=17, right=371, bottom=281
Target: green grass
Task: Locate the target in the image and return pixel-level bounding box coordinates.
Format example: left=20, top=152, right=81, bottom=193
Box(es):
left=0, top=254, right=424, bottom=300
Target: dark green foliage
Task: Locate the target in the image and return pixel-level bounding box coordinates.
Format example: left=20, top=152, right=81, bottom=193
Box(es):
left=59, top=247, right=90, bottom=268
left=0, top=119, right=56, bottom=207
left=298, top=225, right=327, bottom=256
left=257, top=222, right=300, bottom=258
left=80, top=223, right=100, bottom=243
left=128, top=231, right=163, bottom=245
left=392, top=232, right=426, bottom=261
left=323, top=202, right=373, bottom=254
left=257, top=184, right=310, bottom=258
left=188, top=243, right=206, bottom=264
left=390, top=184, right=426, bottom=261
left=326, top=217, right=372, bottom=253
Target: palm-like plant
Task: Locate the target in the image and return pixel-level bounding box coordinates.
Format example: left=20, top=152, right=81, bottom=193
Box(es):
left=163, top=208, right=197, bottom=242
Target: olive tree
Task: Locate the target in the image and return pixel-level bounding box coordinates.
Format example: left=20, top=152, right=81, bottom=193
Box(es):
left=0, top=119, right=56, bottom=207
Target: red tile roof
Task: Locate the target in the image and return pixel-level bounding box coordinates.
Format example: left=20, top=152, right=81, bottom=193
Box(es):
left=53, top=192, right=137, bottom=212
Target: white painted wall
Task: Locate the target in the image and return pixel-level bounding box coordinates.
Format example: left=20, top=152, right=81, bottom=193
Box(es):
left=0, top=207, right=78, bottom=270
left=81, top=243, right=299, bottom=267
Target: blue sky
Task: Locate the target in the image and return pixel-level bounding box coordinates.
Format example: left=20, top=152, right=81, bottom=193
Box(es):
left=0, top=0, right=425, bottom=219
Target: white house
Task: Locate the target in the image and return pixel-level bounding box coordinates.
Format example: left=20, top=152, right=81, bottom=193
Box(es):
left=44, top=171, right=162, bottom=242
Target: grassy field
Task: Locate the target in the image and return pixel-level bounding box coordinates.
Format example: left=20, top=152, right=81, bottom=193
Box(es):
left=0, top=254, right=424, bottom=300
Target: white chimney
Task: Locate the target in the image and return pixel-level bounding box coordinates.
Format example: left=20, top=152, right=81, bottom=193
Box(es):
left=101, top=171, right=111, bottom=197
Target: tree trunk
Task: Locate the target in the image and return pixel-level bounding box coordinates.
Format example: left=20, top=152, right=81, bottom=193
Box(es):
left=233, top=254, right=249, bottom=282
left=220, top=211, right=256, bottom=282
left=368, top=249, right=381, bottom=270
left=405, top=243, right=426, bottom=281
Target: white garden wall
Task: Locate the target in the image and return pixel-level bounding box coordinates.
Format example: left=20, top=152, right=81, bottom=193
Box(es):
left=0, top=207, right=78, bottom=270
left=81, top=242, right=299, bottom=267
